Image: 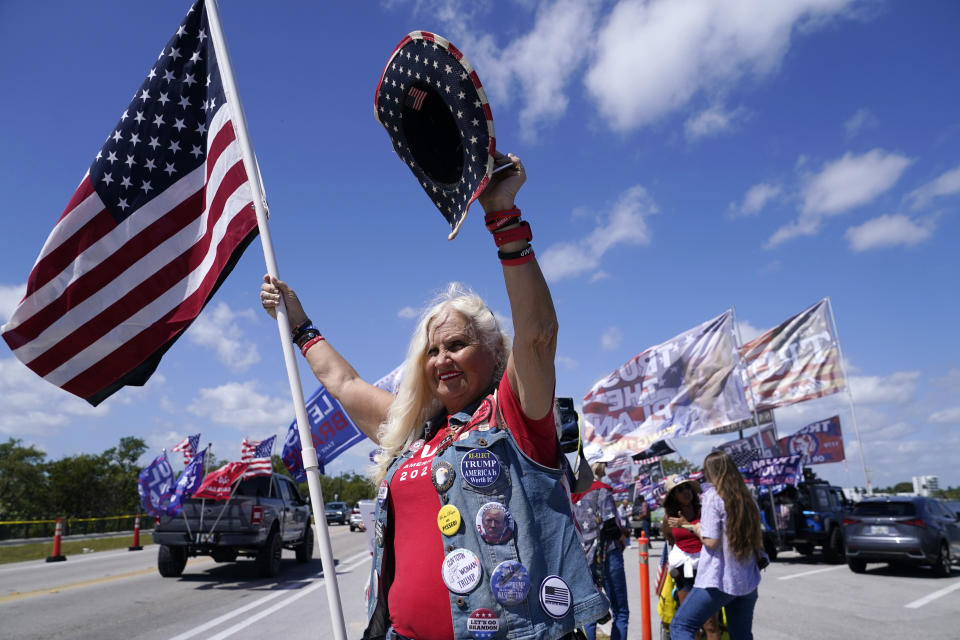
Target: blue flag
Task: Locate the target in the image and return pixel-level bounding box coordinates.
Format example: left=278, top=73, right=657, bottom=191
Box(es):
left=138, top=453, right=175, bottom=516
left=165, top=447, right=208, bottom=516
left=282, top=383, right=365, bottom=481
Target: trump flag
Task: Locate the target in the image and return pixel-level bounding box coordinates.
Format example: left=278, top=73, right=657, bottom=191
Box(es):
left=582, top=311, right=751, bottom=459
left=0, top=0, right=257, bottom=405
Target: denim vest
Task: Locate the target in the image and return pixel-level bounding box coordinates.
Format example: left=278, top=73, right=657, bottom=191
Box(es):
left=364, top=393, right=609, bottom=640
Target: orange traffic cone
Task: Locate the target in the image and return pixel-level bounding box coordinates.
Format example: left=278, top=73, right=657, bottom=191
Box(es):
left=128, top=514, right=143, bottom=551
left=46, top=517, right=67, bottom=562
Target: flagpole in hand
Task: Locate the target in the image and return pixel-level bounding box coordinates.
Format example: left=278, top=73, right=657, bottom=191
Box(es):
left=204, top=2, right=347, bottom=639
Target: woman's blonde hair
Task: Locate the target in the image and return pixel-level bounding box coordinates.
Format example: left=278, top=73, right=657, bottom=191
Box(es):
left=702, top=450, right=763, bottom=560
left=371, top=283, right=510, bottom=484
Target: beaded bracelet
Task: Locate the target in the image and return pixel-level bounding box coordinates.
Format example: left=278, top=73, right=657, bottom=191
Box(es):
left=295, top=327, right=320, bottom=349
left=291, top=319, right=314, bottom=345
left=300, top=334, right=326, bottom=356
left=498, top=244, right=535, bottom=266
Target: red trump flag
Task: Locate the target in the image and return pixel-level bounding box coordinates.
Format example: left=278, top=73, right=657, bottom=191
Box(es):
left=193, top=461, right=250, bottom=500
left=0, top=0, right=257, bottom=405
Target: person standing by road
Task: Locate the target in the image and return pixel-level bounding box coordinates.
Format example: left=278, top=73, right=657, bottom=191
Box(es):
left=572, top=462, right=630, bottom=640
left=669, top=451, right=765, bottom=640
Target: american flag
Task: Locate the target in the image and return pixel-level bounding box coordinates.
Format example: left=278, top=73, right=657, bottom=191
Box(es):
left=725, top=447, right=761, bottom=470
left=0, top=0, right=258, bottom=406
left=740, top=299, right=846, bottom=412
left=171, top=433, right=201, bottom=464
left=241, top=435, right=275, bottom=478
left=655, top=539, right=669, bottom=598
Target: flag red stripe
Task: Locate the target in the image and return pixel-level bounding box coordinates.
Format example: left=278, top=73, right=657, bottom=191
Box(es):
left=29, top=162, right=249, bottom=379
left=61, top=210, right=256, bottom=398
left=26, top=180, right=108, bottom=299
left=11, top=125, right=239, bottom=353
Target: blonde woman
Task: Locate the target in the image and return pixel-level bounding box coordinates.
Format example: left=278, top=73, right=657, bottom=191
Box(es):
left=669, top=451, right=765, bottom=640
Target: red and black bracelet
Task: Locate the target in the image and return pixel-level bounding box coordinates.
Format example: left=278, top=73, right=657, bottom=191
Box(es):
left=484, top=207, right=521, bottom=233
left=493, top=220, right=532, bottom=247
left=498, top=244, right=535, bottom=266
left=300, top=334, right=325, bottom=356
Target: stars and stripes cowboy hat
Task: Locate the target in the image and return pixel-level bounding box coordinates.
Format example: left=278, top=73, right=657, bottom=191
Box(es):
left=374, top=31, right=498, bottom=240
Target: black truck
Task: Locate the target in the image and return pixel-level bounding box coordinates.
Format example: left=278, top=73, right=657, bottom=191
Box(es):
left=152, top=473, right=314, bottom=577
left=761, top=478, right=852, bottom=563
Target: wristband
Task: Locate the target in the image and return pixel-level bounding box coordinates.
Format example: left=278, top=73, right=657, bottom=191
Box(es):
left=493, top=220, right=532, bottom=247
left=300, top=334, right=325, bottom=356
left=294, top=327, right=320, bottom=349
left=291, top=319, right=314, bottom=344
left=498, top=245, right=535, bottom=266
left=484, top=207, right=521, bottom=232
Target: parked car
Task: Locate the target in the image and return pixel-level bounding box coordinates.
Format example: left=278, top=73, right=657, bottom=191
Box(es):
left=760, top=481, right=850, bottom=563
left=349, top=506, right=365, bottom=532
left=324, top=501, right=349, bottom=525
left=843, top=496, right=960, bottom=576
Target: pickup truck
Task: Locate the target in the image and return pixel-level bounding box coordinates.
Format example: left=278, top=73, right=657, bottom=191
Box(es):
left=152, top=473, right=314, bottom=577
left=760, top=480, right=851, bottom=563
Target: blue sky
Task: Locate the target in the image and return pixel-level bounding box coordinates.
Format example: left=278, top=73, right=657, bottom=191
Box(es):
left=1, top=1, right=957, bottom=491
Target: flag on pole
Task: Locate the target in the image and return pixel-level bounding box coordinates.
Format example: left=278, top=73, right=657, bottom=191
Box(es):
left=165, top=446, right=208, bottom=515
left=171, top=433, right=201, bottom=465
left=582, top=311, right=751, bottom=459
left=241, top=435, right=275, bottom=478
left=0, top=0, right=258, bottom=406
left=137, top=453, right=175, bottom=516
left=282, top=383, right=366, bottom=482
left=194, top=461, right=249, bottom=500
left=655, top=539, right=670, bottom=598
left=740, top=299, right=846, bottom=411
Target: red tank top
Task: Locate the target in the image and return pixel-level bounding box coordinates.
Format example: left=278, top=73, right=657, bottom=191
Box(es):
left=672, top=516, right=703, bottom=553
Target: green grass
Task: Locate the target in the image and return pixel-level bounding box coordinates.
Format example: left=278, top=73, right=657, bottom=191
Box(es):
left=0, top=535, right=156, bottom=565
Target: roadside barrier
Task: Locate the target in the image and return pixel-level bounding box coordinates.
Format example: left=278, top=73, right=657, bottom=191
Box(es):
left=128, top=514, right=143, bottom=551
left=46, top=517, right=67, bottom=562
left=0, top=514, right=156, bottom=541
left=638, top=531, right=651, bottom=640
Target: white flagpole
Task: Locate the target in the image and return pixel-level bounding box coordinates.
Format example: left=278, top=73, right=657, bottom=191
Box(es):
left=204, top=2, right=347, bottom=638
left=825, top=297, right=872, bottom=495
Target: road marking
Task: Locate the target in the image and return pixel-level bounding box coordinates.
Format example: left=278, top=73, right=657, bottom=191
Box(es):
left=169, top=551, right=371, bottom=640
left=904, top=580, right=960, bottom=609
left=778, top=566, right=846, bottom=580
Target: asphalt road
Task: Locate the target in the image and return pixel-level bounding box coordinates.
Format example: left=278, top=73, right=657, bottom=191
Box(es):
left=1, top=529, right=958, bottom=639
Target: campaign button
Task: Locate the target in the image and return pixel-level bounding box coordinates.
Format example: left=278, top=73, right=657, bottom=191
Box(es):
left=490, top=559, right=530, bottom=606
left=432, top=460, right=456, bottom=492
left=438, top=504, right=462, bottom=536
left=476, top=501, right=514, bottom=544
left=442, top=548, right=482, bottom=594
left=539, top=575, right=572, bottom=618
left=466, top=608, right=500, bottom=639
left=460, top=449, right=501, bottom=489
left=377, top=480, right=388, bottom=506
left=375, top=520, right=385, bottom=547
left=409, top=438, right=425, bottom=452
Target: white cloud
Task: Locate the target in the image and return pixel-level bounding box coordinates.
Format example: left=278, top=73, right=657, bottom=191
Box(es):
left=556, top=355, right=579, bottom=370
left=730, top=183, right=781, bottom=217
left=684, top=103, right=747, bottom=141
left=844, top=107, right=878, bottom=138
left=767, top=149, right=912, bottom=247
left=186, top=302, right=260, bottom=372
left=848, top=370, right=920, bottom=405
left=446, top=0, right=600, bottom=139
left=845, top=214, right=933, bottom=251
left=540, top=185, right=656, bottom=281
left=397, top=306, right=418, bottom=319
left=932, top=368, right=960, bottom=392
left=0, top=283, right=26, bottom=325
left=187, top=381, right=290, bottom=429
left=929, top=407, right=960, bottom=425
left=0, top=357, right=111, bottom=437
left=600, top=326, right=623, bottom=351
left=906, top=164, right=960, bottom=211
left=735, top=320, right=764, bottom=344
left=585, top=0, right=858, bottom=133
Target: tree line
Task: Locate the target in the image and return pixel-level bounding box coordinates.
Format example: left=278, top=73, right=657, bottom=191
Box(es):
left=0, top=437, right=376, bottom=524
